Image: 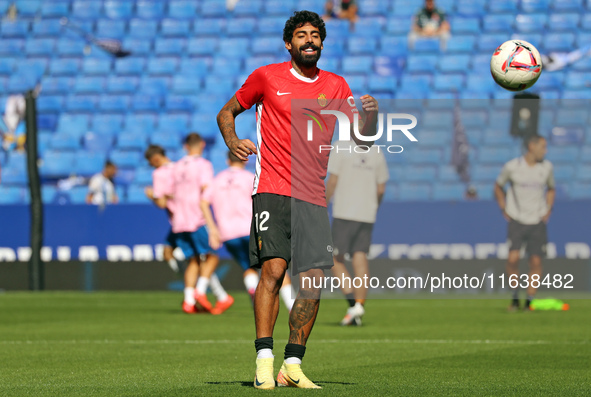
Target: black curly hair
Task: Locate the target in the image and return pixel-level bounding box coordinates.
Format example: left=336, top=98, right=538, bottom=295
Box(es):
left=283, top=10, right=327, bottom=43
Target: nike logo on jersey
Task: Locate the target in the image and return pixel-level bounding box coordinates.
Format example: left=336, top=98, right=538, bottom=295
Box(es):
left=255, top=377, right=265, bottom=386
left=277, top=90, right=292, bottom=96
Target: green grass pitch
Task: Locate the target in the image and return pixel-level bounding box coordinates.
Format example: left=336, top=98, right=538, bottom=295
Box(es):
left=1, top=292, right=590, bottom=396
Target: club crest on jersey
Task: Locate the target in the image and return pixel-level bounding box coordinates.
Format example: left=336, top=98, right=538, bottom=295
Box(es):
left=317, top=93, right=327, bottom=107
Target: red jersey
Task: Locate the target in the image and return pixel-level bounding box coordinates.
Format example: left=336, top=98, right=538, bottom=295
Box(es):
left=235, top=61, right=357, bottom=207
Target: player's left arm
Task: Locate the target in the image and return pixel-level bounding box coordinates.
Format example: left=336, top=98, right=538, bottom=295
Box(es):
left=543, top=166, right=556, bottom=223
left=351, top=95, right=379, bottom=147
left=145, top=186, right=168, bottom=209
left=200, top=199, right=222, bottom=250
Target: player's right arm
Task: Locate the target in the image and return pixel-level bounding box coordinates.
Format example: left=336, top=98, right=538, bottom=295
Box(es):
left=217, top=95, right=257, bottom=161
left=199, top=199, right=221, bottom=250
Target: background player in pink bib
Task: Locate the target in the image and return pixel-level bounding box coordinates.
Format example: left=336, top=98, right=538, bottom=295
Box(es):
left=201, top=152, right=295, bottom=311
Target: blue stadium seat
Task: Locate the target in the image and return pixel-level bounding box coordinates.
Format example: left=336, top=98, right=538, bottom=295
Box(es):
left=201, top=0, right=228, bottom=17
left=575, top=164, right=591, bottom=181
left=203, top=75, right=233, bottom=95
left=66, top=186, right=88, bottom=203
left=32, top=19, right=62, bottom=36
left=552, top=0, right=583, bottom=11
left=125, top=114, right=156, bottom=135
left=1, top=164, right=27, bottom=186
left=134, top=167, right=153, bottom=185
left=544, top=33, right=576, bottom=52
left=117, top=133, right=148, bottom=151
left=17, top=58, right=48, bottom=80
left=73, top=151, right=106, bottom=176
left=154, top=38, right=186, bottom=56
left=466, top=74, right=497, bottom=93
left=402, top=165, right=437, bottom=182
left=168, top=0, right=198, bottom=19
left=82, top=58, right=112, bottom=75
left=0, top=38, right=24, bottom=55
left=41, top=77, right=72, bottom=94
left=434, top=74, right=465, bottom=92
left=446, top=35, right=476, bottom=53
left=438, top=55, right=471, bottom=73
left=37, top=96, right=63, bottom=113
left=191, top=113, right=218, bottom=140
left=553, top=164, right=576, bottom=180
left=139, top=76, right=170, bottom=95
left=359, top=0, right=389, bottom=16
left=555, top=109, right=589, bottom=126
left=575, top=31, right=591, bottom=47
left=398, top=183, right=432, bottom=201
left=406, top=54, right=438, bottom=73
left=40, top=150, right=76, bottom=177
left=562, top=90, right=591, bottom=99
left=56, top=38, right=86, bottom=56
left=264, top=0, right=295, bottom=16
left=515, top=14, right=547, bottom=33
left=171, top=75, right=201, bottom=94
left=478, top=146, right=515, bottom=163
left=341, top=56, right=373, bottom=74
left=521, top=0, right=550, bottom=12
left=211, top=58, right=243, bottom=77
left=99, top=95, right=131, bottom=112
left=546, top=146, right=579, bottom=163
left=1, top=20, right=29, bottom=37
left=321, top=37, right=345, bottom=57
left=569, top=182, right=591, bottom=199
left=38, top=113, right=59, bottom=131
left=478, top=33, right=508, bottom=52
left=40, top=1, right=69, bottom=17
left=84, top=132, right=115, bottom=153
left=483, top=14, right=514, bottom=32
left=438, top=165, right=461, bottom=182
left=451, top=17, right=480, bottom=34
left=343, top=75, right=367, bottom=93
left=74, top=76, right=106, bottom=94
left=257, top=17, right=286, bottom=35
left=50, top=133, right=82, bottom=150
left=128, top=19, right=158, bottom=39
left=103, top=0, right=134, bottom=19
left=581, top=14, right=591, bottom=31
left=407, top=149, right=443, bottom=165
left=0, top=186, right=25, bottom=204
left=421, top=110, right=453, bottom=128
left=549, top=13, right=580, bottom=32
left=91, top=114, right=124, bottom=136
left=95, top=19, right=126, bottom=39
left=150, top=132, right=182, bottom=151
left=71, top=0, right=102, bottom=19
left=187, top=37, right=218, bottom=56
left=161, top=19, right=191, bottom=37
left=158, top=114, right=189, bottom=134
left=455, top=1, right=485, bottom=16
left=65, top=95, right=98, bottom=112
left=488, top=0, right=518, bottom=13
left=165, top=95, right=194, bottom=111
left=413, top=38, right=441, bottom=53
left=385, top=17, right=411, bottom=35
left=122, top=38, right=152, bottom=55
left=218, top=38, right=250, bottom=59
left=368, top=75, right=397, bottom=94
left=107, top=76, right=139, bottom=93
left=296, top=0, right=324, bottom=14
left=226, top=18, right=257, bottom=36
left=472, top=165, right=501, bottom=181
left=193, top=18, right=225, bottom=36
left=245, top=55, right=276, bottom=72
left=462, top=110, right=488, bottom=127
left=136, top=0, right=165, bottom=19
left=147, top=57, right=179, bottom=75
left=109, top=149, right=143, bottom=169
left=251, top=36, right=284, bottom=56
left=233, top=0, right=263, bottom=16
left=132, top=94, right=162, bottom=111
left=126, top=185, right=151, bottom=203
left=25, top=38, right=55, bottom=56
left=114, top=57, right=146, bottom=75
left=432, top=183, right=465, bottom=201
left=57, top=113, right=89, bottom=136
left=391, top=2, right=417, bottom=17
left=352, top=18, right=385, bottom=38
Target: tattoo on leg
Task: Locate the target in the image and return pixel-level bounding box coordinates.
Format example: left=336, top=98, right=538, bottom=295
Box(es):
left=288, top=299, right=319, bottom=345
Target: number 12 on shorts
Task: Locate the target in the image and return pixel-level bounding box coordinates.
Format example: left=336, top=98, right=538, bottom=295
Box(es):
left=255, top=211, right=270, bottom=233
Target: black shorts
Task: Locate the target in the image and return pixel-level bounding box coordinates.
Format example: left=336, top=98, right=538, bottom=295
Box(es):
left=332, top=218, right=374, bottom=257
left=507, top=220, right=547, bottom=257
left=249, top=193, right=334, bottom=274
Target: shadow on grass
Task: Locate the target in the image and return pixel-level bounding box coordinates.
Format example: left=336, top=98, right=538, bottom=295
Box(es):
left=204, top=381, right=356, bottom=387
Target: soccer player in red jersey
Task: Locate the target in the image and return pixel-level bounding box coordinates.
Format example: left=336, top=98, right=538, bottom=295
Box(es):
left=217, top=10, right=378, bottom=389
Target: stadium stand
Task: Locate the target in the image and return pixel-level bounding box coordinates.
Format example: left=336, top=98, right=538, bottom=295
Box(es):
left=1, top=0, right=590, bottom=204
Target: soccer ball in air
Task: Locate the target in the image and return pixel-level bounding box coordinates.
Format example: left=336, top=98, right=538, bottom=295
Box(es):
left=490, top=40, right=542, bottom=91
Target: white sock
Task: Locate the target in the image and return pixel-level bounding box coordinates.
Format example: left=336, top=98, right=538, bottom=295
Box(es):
left=196, top=277, right=209, bottom=295
left=280, top=285, right=295, bottom=311
left=285, top=357, right=301, bottom=365
left=209, top=273, right=228, bottom=301
left=184, top=287, right=195, bottom=305
left=167, top=258, right=179, bottom=272
left=257, top=348, right=274, bottom=359
left=244, top=273, right=259, bottom=291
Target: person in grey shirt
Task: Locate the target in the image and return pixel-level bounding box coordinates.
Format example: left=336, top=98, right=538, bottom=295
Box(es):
left=494, top=135, right=555, bottom=311
left=326, top=140, right=389, bottom=325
